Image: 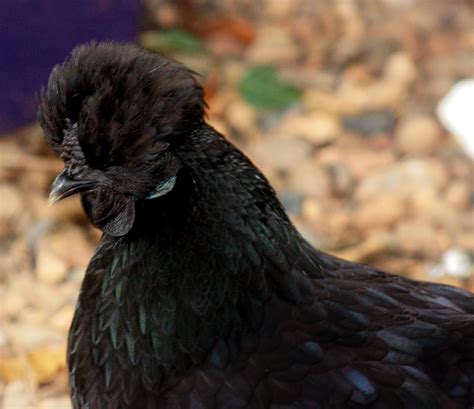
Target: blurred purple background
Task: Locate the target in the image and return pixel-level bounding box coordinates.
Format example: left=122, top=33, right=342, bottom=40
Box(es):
left=0, top=0, right=138, bottom=134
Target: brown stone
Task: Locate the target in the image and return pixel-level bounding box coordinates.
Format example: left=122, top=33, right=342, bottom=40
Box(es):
left=354, top=194, right=407, bottom=230
left=395, top=115, right=442, bottom=154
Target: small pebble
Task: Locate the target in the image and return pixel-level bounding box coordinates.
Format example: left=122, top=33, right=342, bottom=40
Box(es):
left=0, top=184, right=24, bottom=236
left=287, top=161, right=331, bottom=199
left=445, top=181, right=470, bottom=210
left=354, top=194, right=406, bottom=230
left=437, top=79, right=474, bottom=159
left=342, top=110, right=397, bottom=137
left=280, top=192, right=305, bottom=215
left=28, top=344, right=67, bottom=383
left=36, top=243, right=69, bottom=284
left=395, top=114, right=442, bottom=154
left=225, top=99, right=258, bottom=135
left=441, top=248, right=471, bottom=278
left=355, top=159, right=448, bottom=201
left=246, top=26, right=299, bottom=64
left=1, top=380, right=35, bottom=408
left=325, top=163, right=353, bottom=197
left=38, top=397, right=72, bottom=409
left=394, top=218, right=441, bottom=258
left=278, top=112, right=340, bottom=145
left=246, top=137, right=311, bottom=170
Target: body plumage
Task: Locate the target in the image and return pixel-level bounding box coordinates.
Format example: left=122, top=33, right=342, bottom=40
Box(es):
left=39, top=43, right=474, bottom=409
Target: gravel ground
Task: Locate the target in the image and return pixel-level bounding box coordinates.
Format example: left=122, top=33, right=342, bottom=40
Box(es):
left=0, top=1, right=473, bottom=407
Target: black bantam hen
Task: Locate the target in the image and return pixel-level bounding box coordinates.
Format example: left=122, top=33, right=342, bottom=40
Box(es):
left=39, top=43, right=473, bottom=409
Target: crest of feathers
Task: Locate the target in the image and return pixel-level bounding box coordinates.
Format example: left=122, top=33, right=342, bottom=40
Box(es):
left=38, top=42, right=206, bottom=169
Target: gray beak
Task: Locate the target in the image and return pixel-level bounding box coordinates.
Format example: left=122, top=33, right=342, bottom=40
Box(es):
left=48, top=171, right=95, bottom=206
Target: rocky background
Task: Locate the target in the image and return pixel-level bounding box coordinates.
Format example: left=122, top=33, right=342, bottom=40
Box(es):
left=0, top=0, right=473, bottom=407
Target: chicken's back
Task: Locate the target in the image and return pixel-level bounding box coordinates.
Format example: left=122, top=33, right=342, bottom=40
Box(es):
left=161, top=248, right=474, bottom=409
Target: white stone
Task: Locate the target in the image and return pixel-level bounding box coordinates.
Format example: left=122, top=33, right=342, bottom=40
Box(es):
left=437, top=79, right=474, bottom=159
left=441, top=248, right=471, bottom=278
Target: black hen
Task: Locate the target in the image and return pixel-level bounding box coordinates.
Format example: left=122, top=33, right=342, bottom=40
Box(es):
left=39, top=43, right=474, bottom=409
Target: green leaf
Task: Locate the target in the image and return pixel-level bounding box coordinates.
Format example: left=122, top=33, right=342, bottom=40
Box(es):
left=238, top=66, right=301, bottom=109
left=141, top=30, right=205, bottom=54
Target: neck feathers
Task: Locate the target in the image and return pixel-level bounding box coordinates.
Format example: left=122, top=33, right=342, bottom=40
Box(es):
left=81, top=125, right=315, bottom=374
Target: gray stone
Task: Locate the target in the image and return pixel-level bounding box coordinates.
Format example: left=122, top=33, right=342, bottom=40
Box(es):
left=342, top=110, right=397, bottom=137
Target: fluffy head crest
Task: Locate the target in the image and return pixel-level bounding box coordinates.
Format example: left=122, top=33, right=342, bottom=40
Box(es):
left=38, top=42, right=205, bottom=169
